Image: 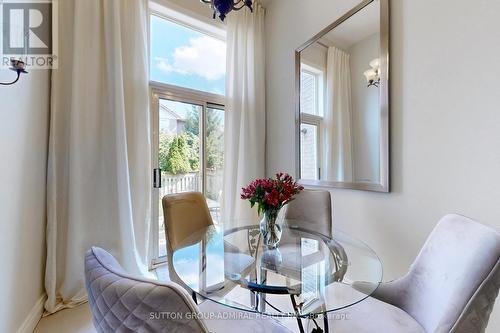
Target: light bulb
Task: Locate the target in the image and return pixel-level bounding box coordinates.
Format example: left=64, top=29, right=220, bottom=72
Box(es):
left=369, top=58, right=380, bottom=70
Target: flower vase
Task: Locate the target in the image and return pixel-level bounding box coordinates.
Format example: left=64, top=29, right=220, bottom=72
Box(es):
left=259, top=209, right=283, bottom=248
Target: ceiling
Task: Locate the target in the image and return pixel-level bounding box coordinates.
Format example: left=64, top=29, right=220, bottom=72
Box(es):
left=319, top=1, right=380, bottom=49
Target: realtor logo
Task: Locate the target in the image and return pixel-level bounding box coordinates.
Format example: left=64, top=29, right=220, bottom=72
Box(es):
left=1, top=0, right=57, bottom=69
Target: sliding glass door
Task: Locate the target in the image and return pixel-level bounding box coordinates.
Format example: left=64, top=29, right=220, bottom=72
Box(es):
left=151, top=87, right=225, bottom=263
left=205, top=106, right=224, bottom=219
left=156, top=99, right=203, bottom=258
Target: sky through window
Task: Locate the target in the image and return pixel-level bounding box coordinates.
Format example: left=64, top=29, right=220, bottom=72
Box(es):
left=150, top=15, right=226, bottom=95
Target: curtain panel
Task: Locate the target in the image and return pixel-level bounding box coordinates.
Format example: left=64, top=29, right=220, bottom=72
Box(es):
left=324, top=46, right=354, bottom=182
left=45, top=0, right=151, bottom=314
left=222, top=2, right=266, bottom=226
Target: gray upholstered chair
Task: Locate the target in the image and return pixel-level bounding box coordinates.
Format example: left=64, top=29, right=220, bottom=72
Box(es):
left=84, top=246, right=291, bottom=333
left=283, top=189, right=333, bottom=238
left=329, top=214, right=500, bottom=333
left=281, top=189, right=347, bottom=282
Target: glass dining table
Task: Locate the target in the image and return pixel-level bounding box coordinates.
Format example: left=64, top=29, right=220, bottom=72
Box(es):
left=169, top=219, right=383, bottom=333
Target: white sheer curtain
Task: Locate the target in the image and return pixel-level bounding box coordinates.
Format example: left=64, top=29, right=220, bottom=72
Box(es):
left=323, top=46, right=353, bottom=182
left=222, top=2, right=266, bottom=226
left=45, top=0, right=151, bottom=314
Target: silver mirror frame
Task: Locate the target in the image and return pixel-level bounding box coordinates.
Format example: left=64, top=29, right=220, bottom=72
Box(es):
left=295, top=0, right=390, bottom=192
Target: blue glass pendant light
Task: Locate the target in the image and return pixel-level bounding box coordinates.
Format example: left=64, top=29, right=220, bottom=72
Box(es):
left=200, top=0, right=253, bottom=21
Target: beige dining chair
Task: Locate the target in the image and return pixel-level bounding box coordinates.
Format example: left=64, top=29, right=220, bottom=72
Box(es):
left=162, top=192, right=213, bottom=254
left=329, top=214, right=500, bottom=333
left=162, top=192, right=214, bottom=291
left=85, top=246, right=290, bottom=333
left=162, top=192, right=254, bottom=294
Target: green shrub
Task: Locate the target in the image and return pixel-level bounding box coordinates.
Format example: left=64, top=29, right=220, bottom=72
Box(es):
left=164, top=135, right=190, bottom=175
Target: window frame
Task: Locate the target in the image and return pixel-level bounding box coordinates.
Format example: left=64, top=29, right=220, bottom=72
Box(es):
left=148, top=4, right=226, bottom=267
left=299, top=62, right=325, bottom=180
left=149, top=0, right=226, bottom=42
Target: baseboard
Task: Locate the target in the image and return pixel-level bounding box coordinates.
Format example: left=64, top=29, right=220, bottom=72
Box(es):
left=16, top=294, right=46, bottom=333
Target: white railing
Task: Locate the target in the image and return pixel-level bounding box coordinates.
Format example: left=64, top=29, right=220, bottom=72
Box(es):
left=161, top=172, right=200, bottom=196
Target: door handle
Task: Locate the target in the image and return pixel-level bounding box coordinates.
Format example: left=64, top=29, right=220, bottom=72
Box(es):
left=153, top=168, right=162, bottom=188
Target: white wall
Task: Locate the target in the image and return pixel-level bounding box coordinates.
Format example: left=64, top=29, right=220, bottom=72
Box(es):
left=265, top=0, right=500, bottom=331
left=0, top=68, right=50, bottom=331
left=301, top=44, right=327, bottom=71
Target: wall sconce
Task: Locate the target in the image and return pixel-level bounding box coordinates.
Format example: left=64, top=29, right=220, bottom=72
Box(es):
left=363, top=58, right=380, bottom=87
left=1, top=27, right=29, bottom=86
left=1, top=58, right=28, bottom=86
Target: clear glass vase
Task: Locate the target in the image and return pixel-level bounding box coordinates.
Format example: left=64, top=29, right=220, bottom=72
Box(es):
left=259, top=209, right=283, bottom=248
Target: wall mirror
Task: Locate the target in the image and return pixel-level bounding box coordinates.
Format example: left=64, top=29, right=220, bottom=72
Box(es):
left=295, top=0, right=389, bottom=192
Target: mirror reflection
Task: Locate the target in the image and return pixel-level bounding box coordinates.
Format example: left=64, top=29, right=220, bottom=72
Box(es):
left=299, top=1, right=382, bottom=185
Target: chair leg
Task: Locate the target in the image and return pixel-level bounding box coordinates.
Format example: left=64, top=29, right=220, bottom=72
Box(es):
left=307, top=314, right=325, bottom=333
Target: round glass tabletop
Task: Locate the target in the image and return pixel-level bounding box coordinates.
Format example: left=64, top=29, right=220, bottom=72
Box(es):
left=170, top=221, right=383, bottom=318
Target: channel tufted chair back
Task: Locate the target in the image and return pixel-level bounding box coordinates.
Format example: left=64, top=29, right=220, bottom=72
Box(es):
left=84, top=246, right=209, bottom=333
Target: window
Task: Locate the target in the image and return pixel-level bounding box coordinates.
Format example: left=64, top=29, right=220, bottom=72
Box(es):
left=300, top=64, right=324, bottom=117
left=300, top=63, right=324, bottom=180
left=150, top=13, right=226, bottom=95
left=150, top=6, right=226, bottom=264
left=300, top=122, right=319, bottom=180
left=300, top=238, right=325, bottom=309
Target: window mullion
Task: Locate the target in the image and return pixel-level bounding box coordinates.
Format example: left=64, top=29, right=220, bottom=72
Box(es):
left=201, top=102, right=207, bottom=196
left=150, top=90, right=161, bottom=267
